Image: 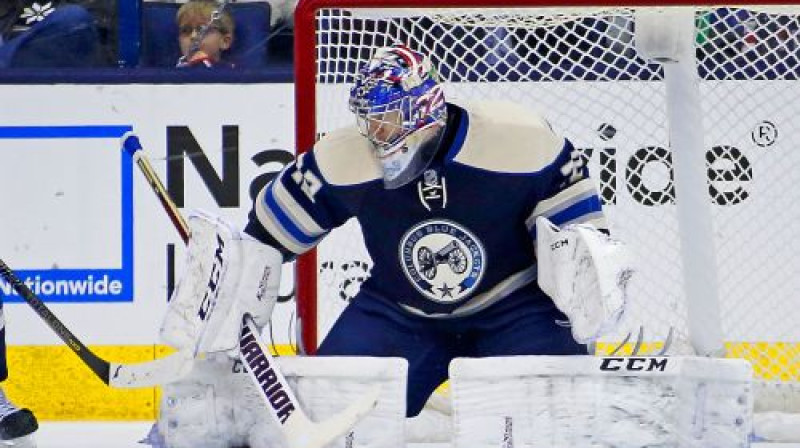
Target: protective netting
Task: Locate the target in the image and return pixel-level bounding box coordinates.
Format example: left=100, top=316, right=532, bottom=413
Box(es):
left=302, top=5, right=800, bottom=388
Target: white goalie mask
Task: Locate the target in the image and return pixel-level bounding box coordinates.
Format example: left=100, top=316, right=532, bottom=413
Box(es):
left=349, top=45, right=447, bottom=189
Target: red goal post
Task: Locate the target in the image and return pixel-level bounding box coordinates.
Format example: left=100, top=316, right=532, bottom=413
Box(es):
left=292, top=0, right=800, bottom=401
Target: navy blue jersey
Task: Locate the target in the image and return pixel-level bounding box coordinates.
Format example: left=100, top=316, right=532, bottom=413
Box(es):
left=248, top=101, right=607, bottom=319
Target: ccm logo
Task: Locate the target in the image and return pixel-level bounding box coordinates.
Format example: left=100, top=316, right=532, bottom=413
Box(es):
left=599, top=357, right=668, bottom=372
left=551, top=239, right=568, bottom=250
left=198, top=234, right=226, bottom=321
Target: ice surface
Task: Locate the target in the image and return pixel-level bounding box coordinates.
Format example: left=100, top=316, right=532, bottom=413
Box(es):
left=15, top=422, right=800, bottom=448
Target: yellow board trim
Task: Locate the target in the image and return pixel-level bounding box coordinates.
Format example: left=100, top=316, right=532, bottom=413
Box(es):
left=7, top=342, right=799, bottom=420
left=595, top=341, right=800, bottom=381
left=6, top=344, right=297, bottom=421
left=7, top=345, right=162, bottom=421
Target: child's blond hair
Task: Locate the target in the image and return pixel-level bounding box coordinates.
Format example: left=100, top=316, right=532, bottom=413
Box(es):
left=176, top=0, right=235, bottom=36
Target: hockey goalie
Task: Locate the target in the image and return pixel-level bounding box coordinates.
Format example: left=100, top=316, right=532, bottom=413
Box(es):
left=145, top=44, right=637, bottom=448
left=146, top=211, right=392, bottom=448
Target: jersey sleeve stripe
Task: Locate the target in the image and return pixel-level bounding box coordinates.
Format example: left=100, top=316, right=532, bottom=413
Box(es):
left=255, top=186, right=323, bottom=254
left=526, top=178, right=608, bottom=243
left=528, top=210, right=608, bottom=243
left=524, top=189, right=599, bottom=232
left=545, top=195, right=604, bottom=228
left=254, top=204, right=310, bottom=254
left=526, top=177, right=597, bottom=228
left=552, top=209, right=607, bottom=229
left=264, top=186, right=320, bottom=245
left=271, top=176, right=327, bottom=236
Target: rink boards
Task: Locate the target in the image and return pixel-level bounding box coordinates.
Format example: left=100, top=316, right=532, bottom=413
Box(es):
left=0, top=82, right=798, bottom=420
left=5, top=342, right=798, bottom=420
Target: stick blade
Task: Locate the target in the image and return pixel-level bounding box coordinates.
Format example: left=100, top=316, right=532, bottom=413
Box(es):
left=283, top=385, right=380, bottom=448
left=108, top=350, right=193, bottom=388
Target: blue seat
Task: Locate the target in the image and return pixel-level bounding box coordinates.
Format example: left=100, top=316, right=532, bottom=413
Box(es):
left=140, top=2, right=271, bottom=68
left=0, top=4, right=102, bottom=68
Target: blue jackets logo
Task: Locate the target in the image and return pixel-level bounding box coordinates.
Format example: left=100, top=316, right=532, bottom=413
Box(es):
left=399, top=220, right=485, bottom=303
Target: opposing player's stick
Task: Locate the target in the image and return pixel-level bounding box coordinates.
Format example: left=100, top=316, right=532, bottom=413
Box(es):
left=0, top=259, right=193, bottom=388
left=123, top=133, right=379, bottom=448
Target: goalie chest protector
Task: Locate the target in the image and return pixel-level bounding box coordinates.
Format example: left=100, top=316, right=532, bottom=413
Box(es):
left=254, top=102, right=605, bottom=319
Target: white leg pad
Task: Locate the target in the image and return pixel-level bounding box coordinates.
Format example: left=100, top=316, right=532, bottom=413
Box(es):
left=249, top=356, right=407, bottom=448
left=450, top=355, right=753, bottom=448
left=157, top=356, right=255, bottom=448
left=158, top=355, right=407, bottom=448
left=406, top=403, right=452, bottom=444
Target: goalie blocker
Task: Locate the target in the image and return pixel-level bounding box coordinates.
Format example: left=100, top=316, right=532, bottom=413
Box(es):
left=159, top=210, right=282, bottom=355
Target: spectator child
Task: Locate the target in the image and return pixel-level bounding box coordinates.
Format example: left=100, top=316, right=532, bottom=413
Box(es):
left=176, top=0, right=235, bottom=68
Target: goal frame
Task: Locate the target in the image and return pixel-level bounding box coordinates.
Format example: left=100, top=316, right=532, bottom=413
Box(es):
left=293, top=0, right=796, bottom=354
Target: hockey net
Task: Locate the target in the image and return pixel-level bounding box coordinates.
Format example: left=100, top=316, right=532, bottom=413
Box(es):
left=294, top=0, right=800, bottom=414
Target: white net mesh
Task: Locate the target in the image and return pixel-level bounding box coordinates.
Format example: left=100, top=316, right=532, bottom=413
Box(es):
left=300, top=4, right=800, bottom=389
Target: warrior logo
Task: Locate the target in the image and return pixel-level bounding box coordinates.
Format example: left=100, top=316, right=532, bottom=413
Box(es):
left=399, top=220, right=486, bottom=303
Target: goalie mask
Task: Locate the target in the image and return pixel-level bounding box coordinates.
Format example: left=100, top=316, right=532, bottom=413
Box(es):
left=349, top=45, right=447, bottom=189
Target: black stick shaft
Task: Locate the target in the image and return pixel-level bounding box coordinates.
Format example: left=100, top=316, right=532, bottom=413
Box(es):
left=0, top=259, right=110, bottom=384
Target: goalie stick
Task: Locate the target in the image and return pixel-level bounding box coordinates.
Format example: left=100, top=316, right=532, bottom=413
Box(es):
left=121, top=132, right=189, bottom=244
left=240, top=314, right=379, bottom=448
left=0, top=259, right=193, bottom=388
left=123, top=133, right=380, bottom=448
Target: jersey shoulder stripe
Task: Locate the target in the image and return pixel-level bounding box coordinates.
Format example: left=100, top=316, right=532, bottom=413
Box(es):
left=448, top=101, right=565, bottom=174
left=313, top=126, right=382, bottom=186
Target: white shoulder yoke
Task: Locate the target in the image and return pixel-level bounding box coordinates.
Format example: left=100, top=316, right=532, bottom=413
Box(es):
left=313, top=126, right=382, bottom=186
left=451, top=101, right=565, bottom=173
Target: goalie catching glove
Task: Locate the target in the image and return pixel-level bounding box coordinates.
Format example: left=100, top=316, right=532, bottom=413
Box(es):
left=536, top=216, right=632, bottom=344
left=160, top=210, right=283, bottom=355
